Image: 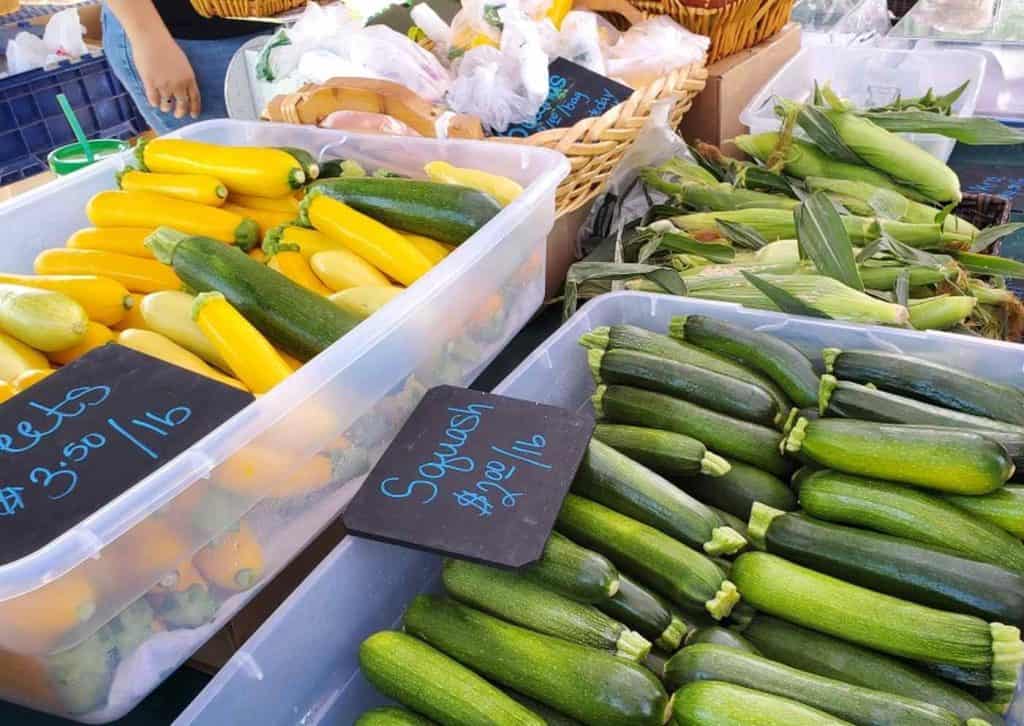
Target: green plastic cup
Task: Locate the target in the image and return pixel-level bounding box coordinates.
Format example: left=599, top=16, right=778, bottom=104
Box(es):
left=48, top=139, right=130, bottom=175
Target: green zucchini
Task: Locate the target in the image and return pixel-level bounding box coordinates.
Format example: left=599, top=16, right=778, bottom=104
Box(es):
left=441, top=559, right=651, bottom=661
left=940, top=486, right=1024, bottom=539
left=798, top=469, right=1024, bottom=573
left=147, top=229, right=359, bottom=360
left=358, top=631, right=544, bottom=726
left=355, top=707, right=436, bottom=726
left=675, top=458, right=796, bottom=521
left=708, top=508, right=746, bottom=542
left=670, top=315, right=820, bottom=408
left=644, top=650, right=669, bottom=680
left=597, top=573, right=687, bottom=651
left=522, top=532, right=620, bottom=603
left=557, top=495, right=739, bottom=620
left=665, top=644, right=959, bottom=726
left=589, top=348, right=782, bottom=426
left=742, top=615, right=1003, bottom=725
left=749, top=504, right=1024, bottom=626
left=594, top=385, right=791, bottom=477
left=304, top=178, right=501, bottom=245
left=683, top=626, right=759, bottom=654
left=318, top=158, right=366, bottom=179
left=579, top=324, right=791, bottom=416
left=573, top=438, right=746, bottom=555
left=502, top=689, right=583, bottom=726
left=671, top=681, right=853, bottom=726
left=783, top=417, right=1013, bottom=494
left=403, top=595, right=670, bottom=726
left=277, top=147, right=320, bottom=181
left=823, top=348, right=1024, bottom=425
left=731, top=552, right=1024, bottom=711
left=593, top=424, right=731, bottom=478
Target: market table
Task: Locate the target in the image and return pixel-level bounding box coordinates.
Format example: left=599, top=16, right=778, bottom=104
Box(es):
left=3, top=137, right=1024, bottom=725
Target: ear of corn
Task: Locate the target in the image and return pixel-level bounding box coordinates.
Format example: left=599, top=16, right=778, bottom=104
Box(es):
left=908, top=295, right=977, bottom=330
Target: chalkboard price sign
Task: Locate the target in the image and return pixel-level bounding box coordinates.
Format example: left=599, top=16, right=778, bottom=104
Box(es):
left=344, top=386, right=595, bottom=568
left=0, top=344, right=253, bottom=565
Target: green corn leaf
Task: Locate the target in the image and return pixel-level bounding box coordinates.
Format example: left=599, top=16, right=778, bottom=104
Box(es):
left=562, top=261, right=684, bottom=318
left=687, top=143, right=729, bottom=182
left=862, top=111, right=1024, bottom=145
left=797, top=105, right=864, bottom=165
left=652, top=232, right=735, bottom=263
left=868, top=233, right=953, bottom=268
left=968, top=223, right=1024, bottom=253
left=795, top=191, right=864, bottom=291
left=953, top=251, right=1024, bottom=279
left=715, top=219, right=768, bottom=250
left=741, top=271, right=833, bottom=319
left=895, top=268, right=911, bottom=307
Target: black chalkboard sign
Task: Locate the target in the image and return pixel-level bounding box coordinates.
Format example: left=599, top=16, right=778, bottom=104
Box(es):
left=344, top=386, right=595, bottom=568
left=499, top=57, right=634, bottom=138
left=0, top=344, right=253, bottom=565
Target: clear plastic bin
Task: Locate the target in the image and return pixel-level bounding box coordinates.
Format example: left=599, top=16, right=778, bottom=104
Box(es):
left=793, top=0, right=893, bottom=47
left=740, top=46, right=987, bottom=161
left=176, top=290, right=1024, bottom=726
left=0, top=119, right=568, bottom=722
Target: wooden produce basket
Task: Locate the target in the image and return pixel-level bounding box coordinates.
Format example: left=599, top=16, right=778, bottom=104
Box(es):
left=190, top=0, right=306, bottom=18
left=0, top=0, right=20, bottom=16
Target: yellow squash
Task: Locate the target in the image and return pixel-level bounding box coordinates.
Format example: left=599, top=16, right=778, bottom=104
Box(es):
left=140, top=291, right=229, bottom=371
left=329, top=285, right=404, bottom=319
left=269, top=250, right=333, bottom=295
left=0, top=330, right=51, bottom=380
left=0, top=570, right=96, bottom=650
left=309, top=248, right=390, bottom=292
left=67, top=227, right=155, bottom=258
left=192, top=293, right=292, bottom=394
left=229, top=193, right=300, bottom=214
left=35, top=248, right=182, bottom=294
left=221, top=203, right=295, bottom=239
left=424, top=160, right=522, bottom=206
left=0, top=284, right=89, bottom=352
left=306, top=196, right=432, bottom=286
left=248, top=248, right=267, bottom=264
left=140, top=138, right=305, bottom=198
left=264, top=225, right=344, bottom=260
left=118, top=170, right=228, bottom=207
left=402, top=233, right=452, bottom=265
left=193, top=521, right=264, bottom=591
left=545, top=0, right=572, bottom=27
left=0, top=273, right=131, bottom=327
left=48, top=321, right=115, bottom=366
left=12, top=369, right=54, bottom=392
left=113, top=294, right=148, bottom=331
left=213, top=447, right=333, bottom=498
left=0, top=381, right=14, bottom=404
left=117, top=328, right=247, bottom=391
left=87, top=190, right=259, bottom=248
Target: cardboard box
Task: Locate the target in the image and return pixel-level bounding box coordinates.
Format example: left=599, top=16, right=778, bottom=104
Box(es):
left=678, top=23, right=802, bottom=156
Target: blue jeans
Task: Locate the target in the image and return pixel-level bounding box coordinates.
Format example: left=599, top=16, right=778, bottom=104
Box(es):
left=102, top=4, right=267, bottom=134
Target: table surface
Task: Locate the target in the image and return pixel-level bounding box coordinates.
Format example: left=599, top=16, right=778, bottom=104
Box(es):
left=4, top=141, right=1024, bottom=725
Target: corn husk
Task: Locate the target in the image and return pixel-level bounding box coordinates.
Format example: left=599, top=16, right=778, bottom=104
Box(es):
left=908, top=295, right=977, bottom=330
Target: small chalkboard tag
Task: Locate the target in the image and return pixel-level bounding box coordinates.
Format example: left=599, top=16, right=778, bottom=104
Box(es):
left=344, top=385, right=595, bottom=568
left=0, top=344, right=253, bottom=566
left=499, top=57, right=634, bottom=138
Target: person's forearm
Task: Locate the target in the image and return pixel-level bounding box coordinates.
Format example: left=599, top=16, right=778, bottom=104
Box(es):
left=106, top=0, right=175, bottom=46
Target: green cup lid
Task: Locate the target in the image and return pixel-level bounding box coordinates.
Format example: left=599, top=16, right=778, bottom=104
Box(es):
left=48, top=139, right=131, bottom=175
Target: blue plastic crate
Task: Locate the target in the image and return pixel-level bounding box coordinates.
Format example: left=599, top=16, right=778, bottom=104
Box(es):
left=0, top=51, right=147, bottom=185
left=0, top=1, right=99, bottom=27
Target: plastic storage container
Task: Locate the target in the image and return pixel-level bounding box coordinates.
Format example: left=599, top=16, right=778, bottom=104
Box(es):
left=740, top=46, right=987, bottom=161
left=0, top=52, right=147, bottom=185
left=0, top=119, right=567, bottom=723
left=793, top=0, right=892, bottom=46
left=176, top=290, right=1024, bottom=726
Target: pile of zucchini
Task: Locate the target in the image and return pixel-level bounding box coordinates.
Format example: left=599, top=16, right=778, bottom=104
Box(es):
left=354, top=315, right=1024, bottom=725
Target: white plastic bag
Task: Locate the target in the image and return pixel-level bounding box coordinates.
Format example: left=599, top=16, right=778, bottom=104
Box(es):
left=6, top=32, right=49, bottom=75
left=348, top=26, right=451, bottom=103
left=6, top=8, right=87, bottom=75
left=606, top=16, right=709, bottom=87
left=555, top=12, right=606, bottom=75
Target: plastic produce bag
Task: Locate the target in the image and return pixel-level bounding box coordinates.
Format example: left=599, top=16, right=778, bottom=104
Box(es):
left=605, top=16, right=709, bottom=87
left=554, top=11, right=607, bottom=75
left=6, top=8, right=87, bottom=75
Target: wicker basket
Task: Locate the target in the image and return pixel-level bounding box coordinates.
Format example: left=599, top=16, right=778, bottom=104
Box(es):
left=625, top=0, right=793, bottom=63
left=190, top=0, right=306, bottom=18
left=957, top=191, right=1011, bottom=254
left=0, top=0, right=20, bottom=17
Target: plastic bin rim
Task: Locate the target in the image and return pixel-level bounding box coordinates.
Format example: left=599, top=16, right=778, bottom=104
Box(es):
left=0, top=120, right=570, bottom=603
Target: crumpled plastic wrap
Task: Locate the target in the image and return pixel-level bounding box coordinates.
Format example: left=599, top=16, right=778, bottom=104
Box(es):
left=6, top=8, right=88, bottom=75
left=605, top=16, right=710, bottom=87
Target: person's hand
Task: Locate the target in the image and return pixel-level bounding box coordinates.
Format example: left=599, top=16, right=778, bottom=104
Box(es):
left=132, top=32, right=201, bottom=119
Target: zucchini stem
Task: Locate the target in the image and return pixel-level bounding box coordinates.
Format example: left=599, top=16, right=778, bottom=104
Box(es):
left=747, top=502, right=785, bottom=550
left=781, top=408, right=801, bottom=437
left=579, top=326, right=611, bottom=351
left=145, top=226, right=190, bottom=265
left=591, top=384, right=607, bottom=419
left=818, top=374, right=838, bottom=415
left=821, top=347, right=841, bottom=375
left=988, top=622, right=1024, bottom=714
left=704, top=527, right=748, bottom=557
left=615, top=628, right=653, bottom=662
left=667, top=315, right=689, bottom=341
left=587, top=348, right=605, bottom=384
left=656, top=614, right=687, bottom=651
left=700, top=451, right=732, bottom=477
left=781, top=417, right=809, bottom=456
left=705, top=579, right=740, bottom=620
left=606, top=576, right=621, bottom=598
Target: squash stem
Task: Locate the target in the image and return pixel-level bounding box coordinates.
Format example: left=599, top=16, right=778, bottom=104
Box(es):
left=700, top=451, right=732, bottom=477
left=781, top=408, right=801, bottom=437
left=578, top=326, right=611, bottom=351
left=781, top=417, right=809, bottom=456
left=704, top=527, right=747, bottom=557
left=591, top=384, right=607, bottom=419
left=747, top=502, right=785, bottom=551
left=656, top=614, right=686, bottom=651
left=667, top=315, right=689, bottom=341
left=705, top=580, right=740, bottom=620
left=234, top=218, right=262, bottom=251
left=145, top=227, right=190, bottom=264
left=616, top=629, right=653, bottom=662
left=988, top=622, right=1024, bottom=714
left=821, top=347, right=841, bottom=374
left=605, top=575, right=621, bottom=598
left=818, top=374, right=838, bottom=415
left=587, top=348, right=605, bottom=384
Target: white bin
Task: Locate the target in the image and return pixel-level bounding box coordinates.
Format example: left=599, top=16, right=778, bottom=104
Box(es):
left=176, top=291, right=1024, bottom=726
left=0, top=119, right=567, bottom=722
left=740, top=46, right=987, bottom=162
